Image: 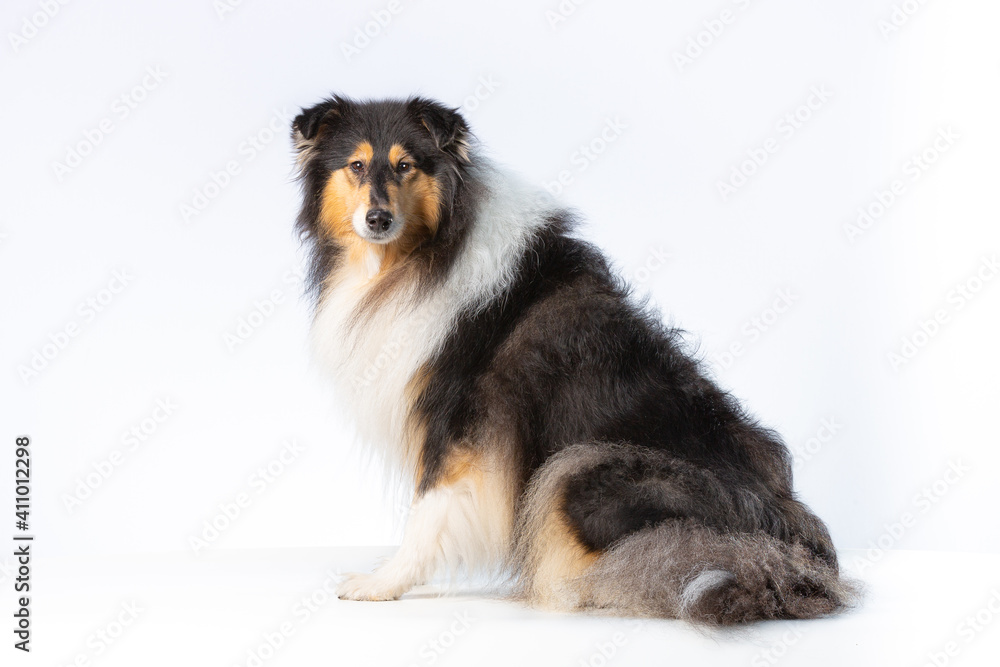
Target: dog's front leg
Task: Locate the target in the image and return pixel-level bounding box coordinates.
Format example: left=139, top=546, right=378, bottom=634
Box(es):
left=337, top=485, right=457, bottom=601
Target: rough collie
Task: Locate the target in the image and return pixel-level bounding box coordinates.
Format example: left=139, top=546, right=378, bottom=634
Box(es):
left=291, top=95, right=855, bottom=624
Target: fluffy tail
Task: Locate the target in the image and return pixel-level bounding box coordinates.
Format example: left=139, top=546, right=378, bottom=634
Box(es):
left=513, top=443, right=859, bottom=625
left=581, top=519, right=857, bottom=624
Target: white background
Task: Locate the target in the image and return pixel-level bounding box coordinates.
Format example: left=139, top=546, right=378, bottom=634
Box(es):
left=2, top=0, right=1000, bottom=665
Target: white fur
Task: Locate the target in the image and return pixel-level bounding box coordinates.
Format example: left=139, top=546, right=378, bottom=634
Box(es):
left=293, top=131, right=317, bottom=169
left=311, top=160, right=558, bottom=485
left=359, top=246, right=382, bottom=279
left=337, top=487, right=455, bottom=600
left=680, top=569, right=734, bottom=611
left=336, top=459, right=512, bottom=600
left=350, top=202, right=370, bottom=240
left=320, top=161, right=555, bottom=600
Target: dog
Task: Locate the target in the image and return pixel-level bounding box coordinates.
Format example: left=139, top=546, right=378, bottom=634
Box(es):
left=290, top=95, right=855, bottom=624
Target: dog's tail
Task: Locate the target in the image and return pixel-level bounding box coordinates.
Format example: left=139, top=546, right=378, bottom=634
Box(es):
left=514, top=443, right=859, bottom=625
left=581, top=520, right=856, bottom=624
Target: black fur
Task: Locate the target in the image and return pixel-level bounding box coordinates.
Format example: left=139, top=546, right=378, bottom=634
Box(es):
left=415, top=218, right=837, bottom=566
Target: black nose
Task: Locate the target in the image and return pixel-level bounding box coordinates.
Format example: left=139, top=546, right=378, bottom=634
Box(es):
left=365, top=209, right=393, bottom=232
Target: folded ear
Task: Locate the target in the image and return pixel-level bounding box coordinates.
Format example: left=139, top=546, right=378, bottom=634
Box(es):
left=291, top=96, right=349, bottom=165
left=407, top=97, right=471, bottom=163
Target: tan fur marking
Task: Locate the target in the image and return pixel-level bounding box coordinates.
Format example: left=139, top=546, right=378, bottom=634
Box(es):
left=437, top=448, right=485, bottom=488
left=425, top=445, right=517, bottom=571
left=352, top=141, right=374, bottom=164
left=320, top=170, right=373, bottom=268
left=402, top=377, right=518, bottom=574
left=388, top=143, right=409, bottom=168
left=402, top=172, right=442, bottom=237
left=529, top=512, right=599, bottom=608
left=378, top=172, right=442, bottom=273
left=318, top=139, right=443, bottom=283
left=404, top=365, right=434, bottom=485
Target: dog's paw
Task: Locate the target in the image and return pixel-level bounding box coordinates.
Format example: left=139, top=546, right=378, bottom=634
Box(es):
left=336, top=572, right=405, bottom=601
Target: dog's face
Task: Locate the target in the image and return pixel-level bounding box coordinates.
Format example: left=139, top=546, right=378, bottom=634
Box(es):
left=293, top=96, right=470, bottom=271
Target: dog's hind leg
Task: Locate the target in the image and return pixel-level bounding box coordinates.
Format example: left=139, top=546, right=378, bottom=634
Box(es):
left=515, top=442, right=746, bottom=609
left=514, top=443, right=856, bottom=622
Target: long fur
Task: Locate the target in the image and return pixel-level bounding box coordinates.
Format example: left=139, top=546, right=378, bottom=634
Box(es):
left=291, top=94, right=858, bottom=623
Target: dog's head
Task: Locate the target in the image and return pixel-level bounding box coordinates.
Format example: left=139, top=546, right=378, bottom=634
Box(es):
left=293, top=96, right=471, bottom=274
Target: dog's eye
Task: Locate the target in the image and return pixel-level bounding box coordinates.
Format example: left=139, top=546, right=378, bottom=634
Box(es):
left=397, top=162, right=411, bottom=173
left=349, top=161, right=365, bottom=173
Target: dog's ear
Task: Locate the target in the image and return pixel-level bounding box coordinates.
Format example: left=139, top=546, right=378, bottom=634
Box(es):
left=407, top=97, right=471, bottom=164
left=291, top=96, right=349, bottom=165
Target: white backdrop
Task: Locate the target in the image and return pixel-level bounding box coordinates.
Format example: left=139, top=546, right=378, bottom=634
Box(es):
left=3, top=0, right=999, bottom=570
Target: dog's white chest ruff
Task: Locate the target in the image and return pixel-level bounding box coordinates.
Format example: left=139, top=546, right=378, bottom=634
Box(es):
left=309, top=165, right=556, bottom=475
